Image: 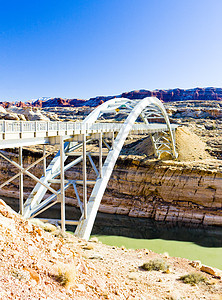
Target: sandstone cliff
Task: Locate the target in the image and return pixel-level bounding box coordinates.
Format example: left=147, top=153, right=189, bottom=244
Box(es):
left=101, top=158, right=222, bottom=226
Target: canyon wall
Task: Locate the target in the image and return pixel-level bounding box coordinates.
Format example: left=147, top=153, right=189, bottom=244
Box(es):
left=100, top=158, right=222, bottom=227
left=0, top=152, right=221, bottom=227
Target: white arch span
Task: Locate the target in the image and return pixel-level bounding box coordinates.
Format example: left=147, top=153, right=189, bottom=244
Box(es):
left=21, top=97, right=177, bottom=240
left=75, top=97, right=177, bottom=239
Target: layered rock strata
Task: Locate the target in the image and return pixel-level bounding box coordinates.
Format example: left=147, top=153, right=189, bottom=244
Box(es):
left=101, top=158, right=222, bottom=226
left=0, top=150, right=221, bottom=227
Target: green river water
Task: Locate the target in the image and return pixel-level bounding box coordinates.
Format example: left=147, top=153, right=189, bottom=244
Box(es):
left=90, top=211, right=222, bottom=270
left=94, top=235, right=222, bottom=269
left=3, top=197, right=222, bottom=270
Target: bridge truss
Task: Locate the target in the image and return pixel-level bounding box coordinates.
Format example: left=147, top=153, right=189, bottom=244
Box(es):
left=0, top=97, right=178, bottom=240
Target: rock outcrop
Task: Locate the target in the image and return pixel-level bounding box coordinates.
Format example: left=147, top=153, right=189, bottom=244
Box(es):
left=1, top=87, right=222, bottom=110
left=0, top=105, right=23, bottom=121
left=165, top=100, right=222, bottom=120
left=5, top=106, right=50, bottom=121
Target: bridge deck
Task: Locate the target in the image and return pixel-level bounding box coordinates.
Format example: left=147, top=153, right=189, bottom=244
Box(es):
left=0, top=120, right=177, bottom=149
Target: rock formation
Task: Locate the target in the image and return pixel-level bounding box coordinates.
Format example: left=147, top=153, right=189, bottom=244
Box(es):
left=0, top=106, right=50, bottom=121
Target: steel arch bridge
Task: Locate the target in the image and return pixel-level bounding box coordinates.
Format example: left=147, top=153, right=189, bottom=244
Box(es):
left=0, top=97, right=178, bottom=240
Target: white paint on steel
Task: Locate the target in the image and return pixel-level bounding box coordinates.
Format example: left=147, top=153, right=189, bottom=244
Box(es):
left=99, top=132, right=103, bottom=178
left=74, top=97, right=176, bottom=240
left=20, top=99, right=176, bottom=219
left=0, top=151, right=58, bottom=196
left=43, top=145, right=46, bottom=176
left=23, top=142, right=69, bottom=218
left=60, top=136, right=65, bottom=233
left=0, top=150, right=54, bottom=189
left=19, top=147, right=23, bottom=215
left=83, top=133, right=87, bottom=219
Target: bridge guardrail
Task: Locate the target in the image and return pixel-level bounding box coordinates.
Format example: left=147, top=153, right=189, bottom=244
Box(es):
left=0, top=120, right=176, bottom=137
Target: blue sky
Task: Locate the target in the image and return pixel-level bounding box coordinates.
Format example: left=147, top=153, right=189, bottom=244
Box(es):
left=0, top=0, right=222, bottom=101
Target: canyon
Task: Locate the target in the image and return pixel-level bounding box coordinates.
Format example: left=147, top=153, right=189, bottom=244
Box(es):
left=0, top=128, right=221, bottom=228
left=0, top=88, right=221, bottom=228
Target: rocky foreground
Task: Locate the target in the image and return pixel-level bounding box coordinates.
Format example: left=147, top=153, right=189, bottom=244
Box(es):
left=0, top=199, right=221, bottom=300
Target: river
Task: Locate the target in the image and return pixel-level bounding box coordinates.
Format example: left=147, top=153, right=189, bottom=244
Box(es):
left=91, top=211, right=222, bottom=269
left=2, top=197, right=222, bottom=269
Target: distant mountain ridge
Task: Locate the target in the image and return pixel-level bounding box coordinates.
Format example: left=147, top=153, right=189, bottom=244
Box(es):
left=32, top=87, right=222, bottom=108
left=1, top=87, right=222, bottom=108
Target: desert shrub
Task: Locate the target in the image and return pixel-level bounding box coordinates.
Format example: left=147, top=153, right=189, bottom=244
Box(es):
left=141, top=258, right=169, bottom=272
left=55, top=263, right=76, bottom=288
left=179, top=272, right=207, bottom=285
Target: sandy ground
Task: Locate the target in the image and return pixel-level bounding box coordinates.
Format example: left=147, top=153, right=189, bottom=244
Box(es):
left=0, top=199, right=221, bottom=300
left=175, top=126, right=211, bottom=161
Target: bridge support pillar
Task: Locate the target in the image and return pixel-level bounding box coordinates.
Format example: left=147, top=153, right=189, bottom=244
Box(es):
left=83, top=133, right=87, bottom=219
left=59, top=136, right=65, bottom=233
left=43, top=145, right=46, bottom=176
left=111, top=131, right=114, bottom=149
left=99, top=132, right=103, bottom=178
left=19, top=147, right=23, bottom=215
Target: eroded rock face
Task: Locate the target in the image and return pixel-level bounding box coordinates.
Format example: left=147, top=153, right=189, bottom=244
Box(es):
left=1, top=87, right=222, bottom=111
left=164, top=100, right=222, bottom=120
left=6, top=106, right=50, bottom=121
left=0, top=113, right=20, bottom=120
left=100, top=158, right=222, bottom=226
left=0, top=106, right=7, bottom=114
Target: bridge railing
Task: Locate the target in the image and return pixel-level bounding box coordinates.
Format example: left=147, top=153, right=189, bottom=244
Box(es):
left=0, top=120, right=175, bottom=137
left=0, top=120, right=119, bottom=133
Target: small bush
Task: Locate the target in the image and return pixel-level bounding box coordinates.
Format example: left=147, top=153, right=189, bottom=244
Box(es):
left=141, top=258, right=169, bottom=272
left=55, top=263, right=76, bottom=288
left=179, top=272, right=207, bottom=285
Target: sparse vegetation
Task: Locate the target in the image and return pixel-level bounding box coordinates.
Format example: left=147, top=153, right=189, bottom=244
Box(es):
left=179, top=272, right=207, bottom=285
left=141, top=258, right=170, bottom=272
left=55, top=263, right=76, bottom=288
left=11, top=269, right=29, bottom=281
left=0, top=197, right=221, bottom=299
